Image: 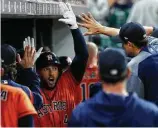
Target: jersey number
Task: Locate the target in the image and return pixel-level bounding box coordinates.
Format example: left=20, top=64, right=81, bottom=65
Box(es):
left=80, top=83, right=94, bottom=102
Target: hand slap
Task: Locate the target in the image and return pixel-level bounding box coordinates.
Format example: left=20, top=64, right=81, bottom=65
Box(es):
left=21, top=37, right=43, bottom=68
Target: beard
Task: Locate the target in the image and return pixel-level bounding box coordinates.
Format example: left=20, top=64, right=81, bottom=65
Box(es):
left=40, top=78, right=57, bottom=90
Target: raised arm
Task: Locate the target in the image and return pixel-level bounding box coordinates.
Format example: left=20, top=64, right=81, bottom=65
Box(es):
left=78, top=13, right=119, bottom=36
left=69, top=28, right=88, bottom=82
left=16, top=37, right=42, bottom=89
left=78, top=13, right=157, bottom=37
left=16, top=37, right=43, bottom=109
left=58, top=2, right=88, bottom=82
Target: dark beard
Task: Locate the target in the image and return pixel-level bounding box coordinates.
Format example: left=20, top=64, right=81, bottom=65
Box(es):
left=40, top=69, right=62, bottom=90
left=40, top=79, right=57, bottom=90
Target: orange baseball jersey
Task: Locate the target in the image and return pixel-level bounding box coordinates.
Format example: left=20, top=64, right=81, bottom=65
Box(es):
left=1, top=84, right=37, bottom=127
left=34, top=69, right=78, bottom=127
left=75, top=66, right=100, bottom=104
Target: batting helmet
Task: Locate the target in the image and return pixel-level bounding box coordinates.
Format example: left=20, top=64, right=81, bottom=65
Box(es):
left=36, top=52, right=61, bottom=70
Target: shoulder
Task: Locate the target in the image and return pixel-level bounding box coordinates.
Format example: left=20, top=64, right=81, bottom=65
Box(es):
left=1, top=84, right=22, bottom=93
left=139, top=54, right=158, bottom=71
left=134, top=96, right=158, bottom=114
left=8, top=80, right=31, bottom=97
left=130, top=95, right=158, bottom=125
left=1, top=84, right=27, bottom=98
left=60, top=68, right=79, bottom=85
left=128, top=52, right=151, bottom=71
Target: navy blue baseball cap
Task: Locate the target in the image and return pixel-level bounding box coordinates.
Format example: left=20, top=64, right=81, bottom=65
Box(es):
left=99, top=48, right=128, bottom=83
left=119, top=22, right=147, bottom=43
left=1, top=44, right=17, bottom=65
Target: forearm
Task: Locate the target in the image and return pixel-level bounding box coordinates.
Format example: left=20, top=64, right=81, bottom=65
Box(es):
left=99, top=25, right=155, bottom=37
left=101, top=26, right=120, bottom=36
left=70, top=28, right=88, bottom=82
left=98, top=24, right=156, bottom=37
left=71, top=29, right=88, bottom=57
left=16, top=68, right=40, bottom=87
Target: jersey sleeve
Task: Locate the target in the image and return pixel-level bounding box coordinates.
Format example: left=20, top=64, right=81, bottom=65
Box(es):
left=70, top=29, right=89, bottom=83
left=16, top=89, right=37, bottom=118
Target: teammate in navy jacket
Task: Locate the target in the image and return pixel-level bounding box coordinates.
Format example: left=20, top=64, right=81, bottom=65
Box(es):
left=1, top=43, right=43, bottom=109
left=78, top=13, right=158, bottom=105
left=68, top=48, right=158, bottom=127
left=119, top=23, right=158, bottom=105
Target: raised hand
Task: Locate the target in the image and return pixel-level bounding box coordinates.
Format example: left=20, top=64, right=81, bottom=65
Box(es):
left=58, top=2, right=78, bottom=29
left=23, top=37, right=43, bottom=64
left=17, top=37, right=43, bottom=68
left=18, top=45, right=36, bottom=69
left=78, top=13, right=105, bottom=36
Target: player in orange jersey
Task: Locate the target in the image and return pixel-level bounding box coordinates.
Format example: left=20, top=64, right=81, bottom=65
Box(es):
left=75, top=42, right=100, bottom=104
left=32, top=2, right=88, bottom=127
left=1, top=84, right=37, bottom=127
left=1, top=41, right=43, bottom=110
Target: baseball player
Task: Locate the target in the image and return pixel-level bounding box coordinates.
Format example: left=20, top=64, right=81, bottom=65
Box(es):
left=75, top=42, right=99, bottom=104
left=78, top=13, right=158, bottom=105
left=32, top=2, right=88, bottom=127
left=1, top=84, right=37, bottom=127
left=1, top=39, right=43, bottom=109
left=68, top=48, right=158, bottom=127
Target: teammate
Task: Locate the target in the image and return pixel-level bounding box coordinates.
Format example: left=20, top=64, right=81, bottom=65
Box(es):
left=78, top=13, right=158, bottom=37
left=32, top=2, right=88, bottom=127
left=1, top=84, right=37, bottom=127
left=78, top=13, right=158, bottom=105
left=78, top=13, right=158, bottom=54
left=68, top=48, right=158, bottom=127
left=75, top=42, right=99, bottom=104
left=1, top=39, right=43, bottom=109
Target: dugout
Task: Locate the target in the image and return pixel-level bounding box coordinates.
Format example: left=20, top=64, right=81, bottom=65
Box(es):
left=1, top=0, right=88, bottom=58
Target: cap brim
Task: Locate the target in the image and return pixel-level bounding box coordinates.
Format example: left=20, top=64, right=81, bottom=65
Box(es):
left=110, top=35, right=124, bottom=44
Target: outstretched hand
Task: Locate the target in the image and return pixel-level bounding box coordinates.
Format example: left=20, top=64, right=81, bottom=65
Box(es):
left=78, top=13, right=104, bottom=36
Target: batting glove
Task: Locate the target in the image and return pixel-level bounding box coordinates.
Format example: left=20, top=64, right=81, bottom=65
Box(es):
left=58, top=2, right=78, bottom=29
left=23, top=37, right=43, bottom=63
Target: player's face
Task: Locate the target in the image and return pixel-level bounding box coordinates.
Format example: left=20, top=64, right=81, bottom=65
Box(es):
left=39, top=65, right=59, bottom=89
left=122, top=42, right=135, bottom=57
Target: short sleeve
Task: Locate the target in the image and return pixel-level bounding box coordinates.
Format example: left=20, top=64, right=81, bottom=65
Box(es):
left=16, top=89, right=37, bottom=118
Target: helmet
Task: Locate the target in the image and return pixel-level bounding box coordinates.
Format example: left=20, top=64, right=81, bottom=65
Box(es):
left=36, top=52, right=61, bottom=70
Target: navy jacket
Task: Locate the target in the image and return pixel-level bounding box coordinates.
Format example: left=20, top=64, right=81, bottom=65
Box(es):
left=14, top=68, right=43, bottom=109
left=68, top=91, right=158, bottom=127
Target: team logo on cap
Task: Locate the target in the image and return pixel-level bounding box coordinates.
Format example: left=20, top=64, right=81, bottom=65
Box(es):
left=110, top=69, right=118, bottom=76
left=47, top=55, right=53, bottom=60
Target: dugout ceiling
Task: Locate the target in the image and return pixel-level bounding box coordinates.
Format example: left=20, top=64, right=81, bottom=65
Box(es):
left=1, top=0, right=88, bottom=53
